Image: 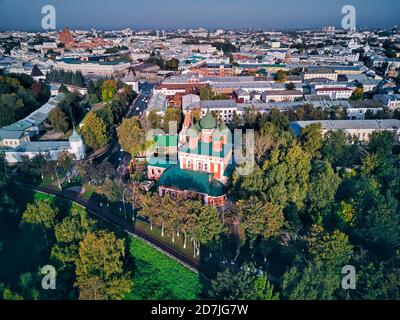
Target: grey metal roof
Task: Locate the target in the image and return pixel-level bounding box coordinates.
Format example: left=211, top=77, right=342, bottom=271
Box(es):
left=1, top=120, right=32, bottom=131
left=200, top=100, right=237, bottom=109
left=0, top=129, right=27, bottom=140
left=147, top=93, right=167, bottom=112
left=211, top=82, right=272, bottom=89
left=291, top=119, right=400, bottom=131
left=11, top=141, right=71, bottom=153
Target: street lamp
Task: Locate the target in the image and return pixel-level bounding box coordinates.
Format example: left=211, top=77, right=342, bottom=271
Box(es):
left=122, top=187, right=127, bottom=220
left=55, top=162, right=61, bottom=190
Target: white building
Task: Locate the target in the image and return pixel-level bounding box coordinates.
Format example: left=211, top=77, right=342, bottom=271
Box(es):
left=374, top=94, right=400, bottom=110
left=290, top=119, right=400, bottom=143
left=261, top=90, right=303, bottom=102
left=316, top=87, right=353, bottom=100
left=55, top=59, right=131, bottom=77
left=0, top=129, right=85, bottom=163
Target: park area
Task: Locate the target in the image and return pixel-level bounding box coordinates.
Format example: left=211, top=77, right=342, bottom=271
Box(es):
left=0, top=186, right=203, bottom=300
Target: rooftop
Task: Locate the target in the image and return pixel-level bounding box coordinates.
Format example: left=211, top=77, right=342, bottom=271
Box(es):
left=1, top=141, right=71, bottom=153
left=0, top=129, right=27, bottom=140
left=159, top=164, right=226, bottom=197
left=290, top=119, right=400, bottom=135
left=59, top=58, right=130, bottom=66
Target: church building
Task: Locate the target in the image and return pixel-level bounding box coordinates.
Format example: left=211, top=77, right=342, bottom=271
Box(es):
left=147, top=109, right=233, bottom=207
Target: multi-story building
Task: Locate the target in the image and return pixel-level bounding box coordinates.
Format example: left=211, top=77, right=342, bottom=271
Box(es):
left=0, top=129, right=85, bottom=163
left=290, top=119, right=400, bottom=143
left=261, top=90, right=303, bottom=102
left=316, top=87, right=353, bottom=100
left=54, top=58, right=131, bottom=77
left=374, top=94, right=400, bottom=110
left=303, top=68, right=338, bottom=81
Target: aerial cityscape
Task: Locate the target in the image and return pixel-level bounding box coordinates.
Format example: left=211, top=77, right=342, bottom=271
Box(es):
left=0, top=0, right=400, bottom=310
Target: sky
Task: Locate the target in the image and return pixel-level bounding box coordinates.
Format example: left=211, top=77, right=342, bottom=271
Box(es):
left=0, top=0, right=399, bottom=31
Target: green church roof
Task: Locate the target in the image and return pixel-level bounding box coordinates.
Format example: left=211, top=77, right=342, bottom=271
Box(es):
left=194, top=121, right=202, bottom=131
left=199, top=109, right=217, bottom=130
left=159, top=164, right=225, bottom=197
left=187, top=123, right=199, bottom=137
left=69, top=129, right=83, bottom=142
left=219, top=121, right=228, bottom=131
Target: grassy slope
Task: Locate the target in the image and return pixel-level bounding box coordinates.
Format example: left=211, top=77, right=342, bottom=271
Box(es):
left=1, top=186, right=202, bottom=300
left=127, top=237, right=203, bottom=300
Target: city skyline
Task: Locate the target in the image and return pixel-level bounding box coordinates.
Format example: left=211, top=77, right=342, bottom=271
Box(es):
left=0, top=0, right=399, bottom=31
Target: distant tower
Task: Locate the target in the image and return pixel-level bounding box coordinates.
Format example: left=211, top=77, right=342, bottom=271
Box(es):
left=284, top=46, right=292, bottom=64
left=69, top=129, right=85, bottom=160
left=59, top=27, right=74, bottom=46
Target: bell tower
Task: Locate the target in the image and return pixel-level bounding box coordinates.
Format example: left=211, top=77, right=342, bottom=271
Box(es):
left=69, top=129, right=85, bottom=160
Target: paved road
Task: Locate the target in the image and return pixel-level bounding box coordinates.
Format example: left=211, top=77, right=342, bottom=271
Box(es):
left=93, top=91, right=147, bottom=164
left=104, top=82, right=155, bottom=170
left=15, top=182, right=213, bottom=280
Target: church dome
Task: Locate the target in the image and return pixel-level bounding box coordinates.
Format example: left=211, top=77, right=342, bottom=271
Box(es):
left=187, top=123, right=199, bottom=138
left=199, top=109, right=217, bottom=130
left=69, top=129, right=83, bottom=143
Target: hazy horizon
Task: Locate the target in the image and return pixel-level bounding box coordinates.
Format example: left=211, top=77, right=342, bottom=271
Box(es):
left=0, top=0, right=399, bottom=32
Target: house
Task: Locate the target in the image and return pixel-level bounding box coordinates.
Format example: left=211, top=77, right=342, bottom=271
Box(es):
left=191, top=100, right=238, bottom=124
left=0, top=130, right=30, bottom=148
left=234, top=89, right=251, bottom=103
left=30, top=65, right=46, bottom=81
left=133, top=63, right=161, bottom=80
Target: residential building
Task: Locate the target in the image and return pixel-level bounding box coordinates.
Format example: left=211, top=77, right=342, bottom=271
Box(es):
left=374, top=94, right=400, bottom=109
left=55, top=58, right=131, bottom=77
left=290, top=119, right=400, bottom=143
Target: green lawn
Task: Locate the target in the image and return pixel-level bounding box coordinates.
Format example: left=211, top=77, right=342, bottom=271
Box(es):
left=127, top=237, right=204, bottom=300
left=134, top=219, right=197, bottom=260
left=1, top=186, right=204, bottom=300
